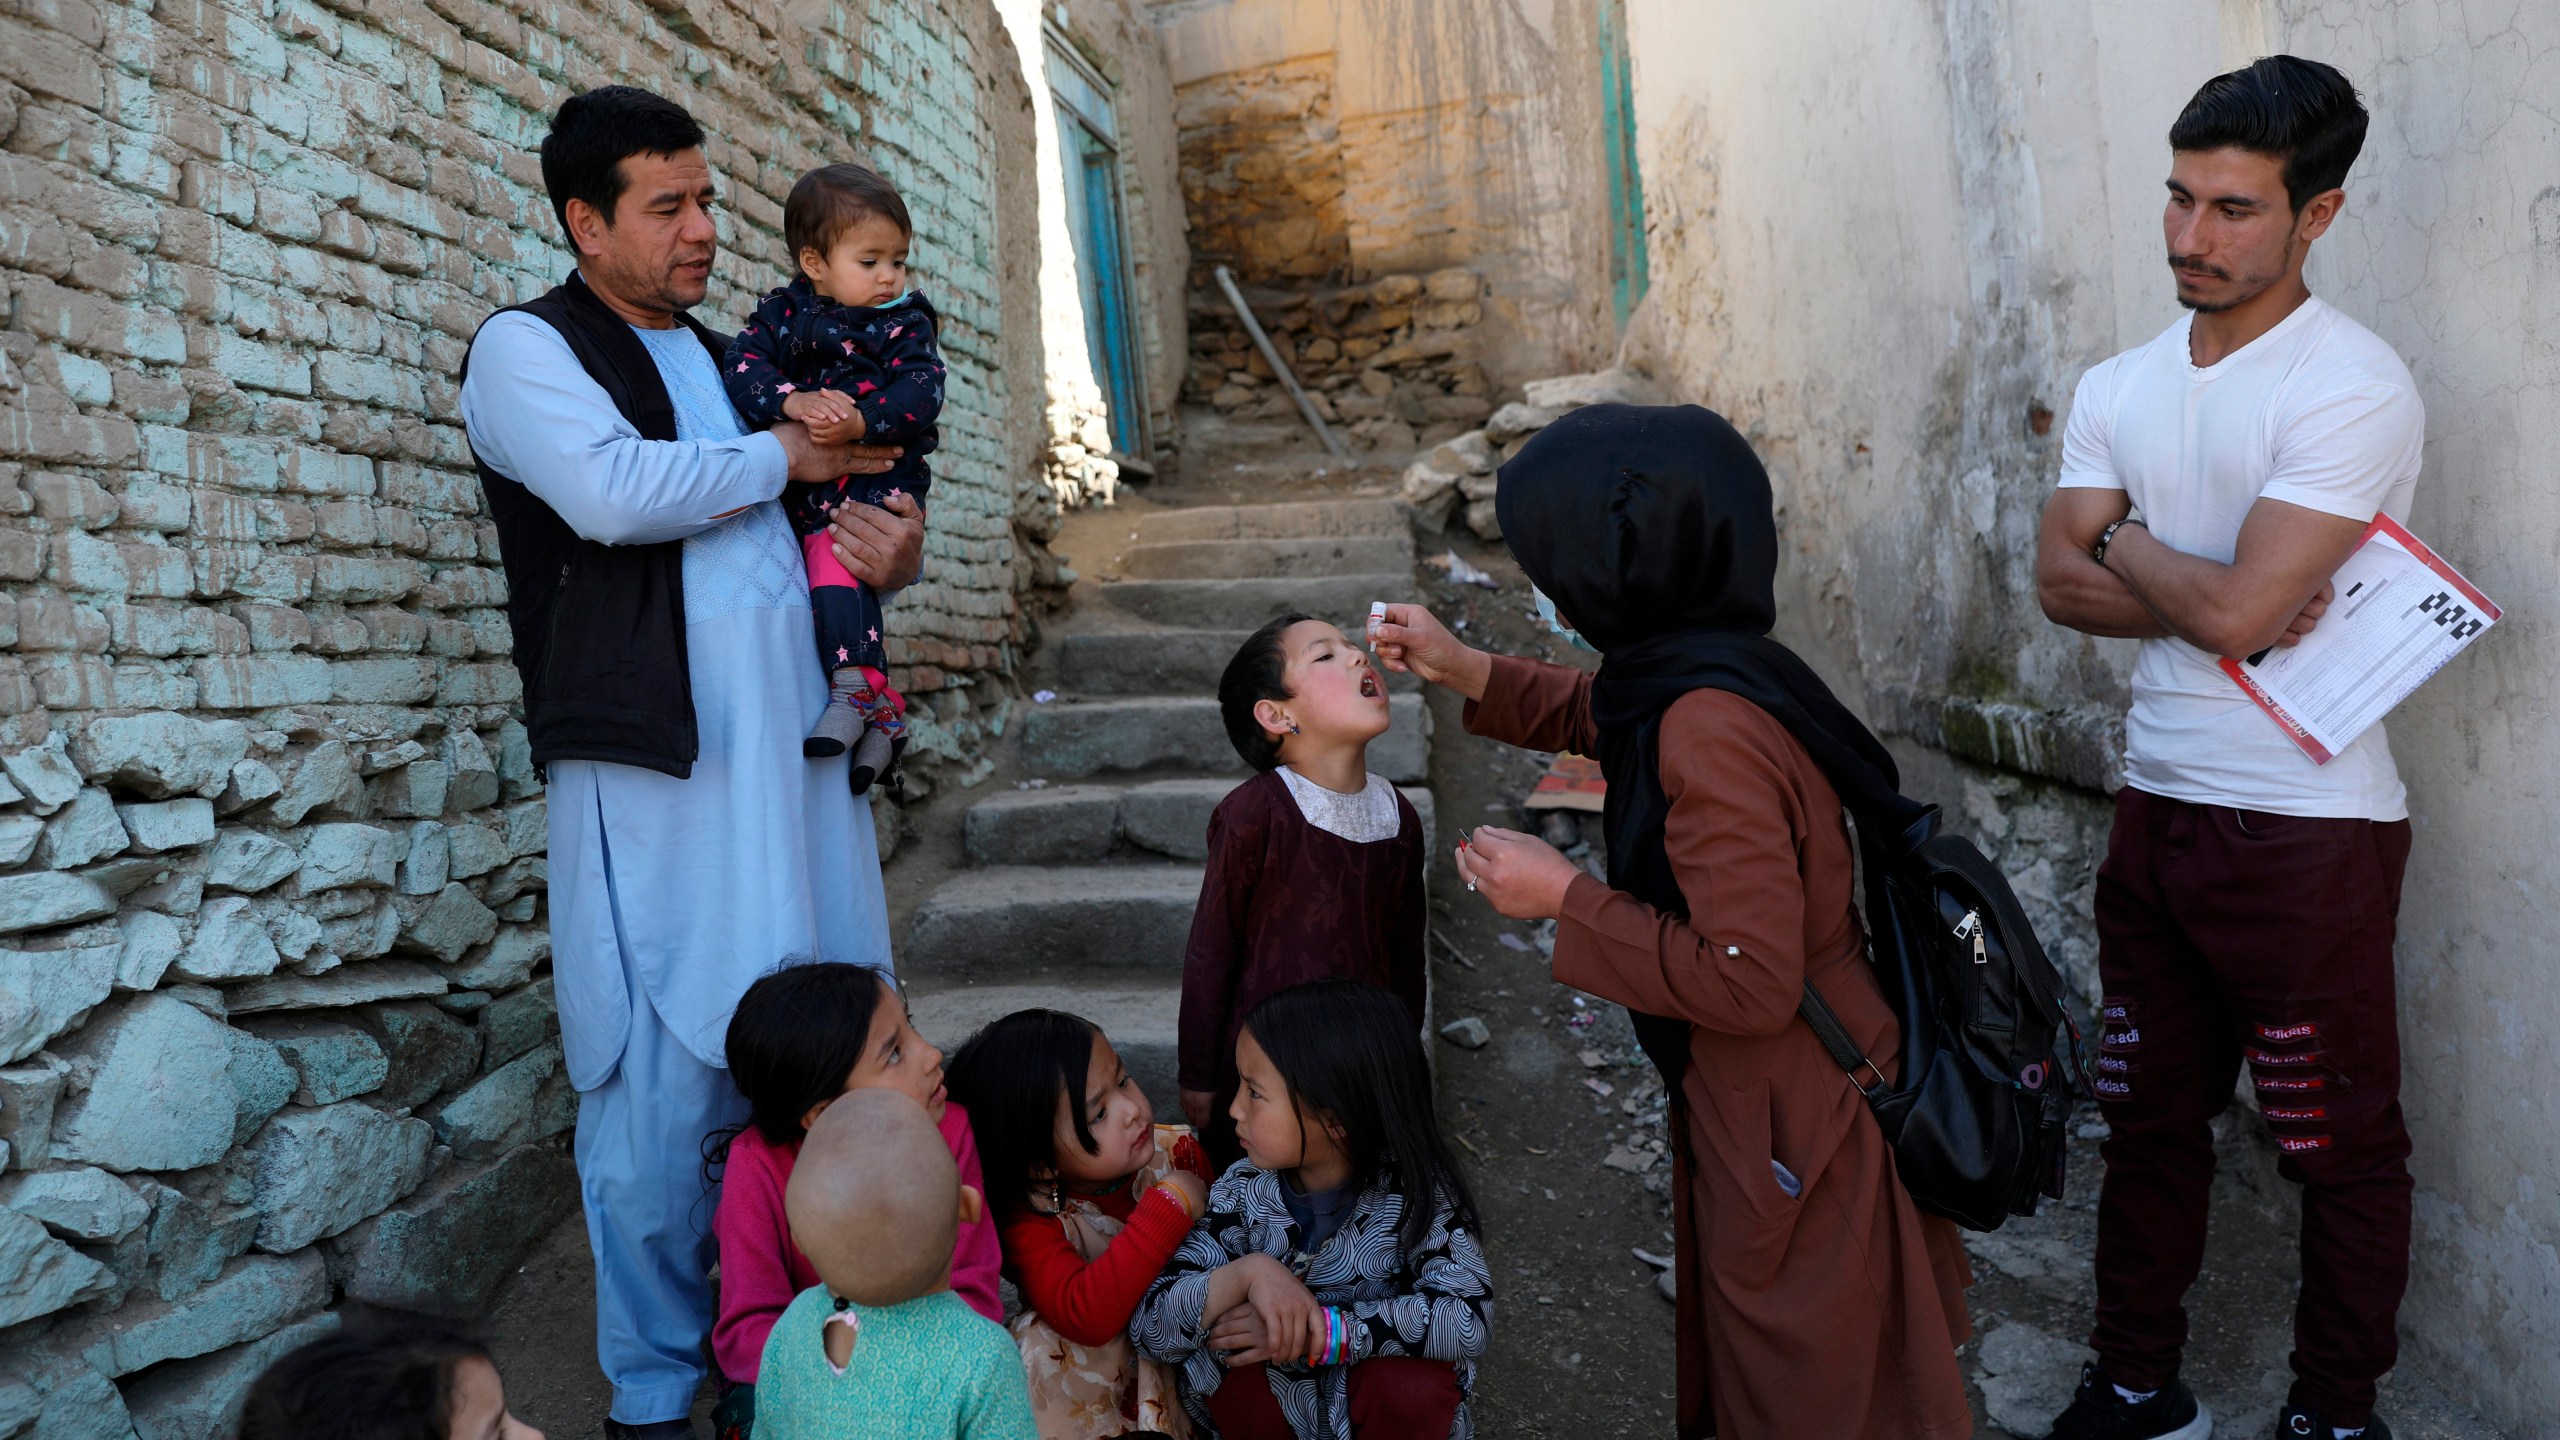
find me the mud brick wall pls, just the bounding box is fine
[0,0,1034,1431]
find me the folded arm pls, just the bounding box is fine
[2035,486,2173,640]
[463,312,784,546]
[2099,497,2367,658]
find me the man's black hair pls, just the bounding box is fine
[538,85,707,242]
[1218,612,1315,771]
[786,162,915,264]
[2168,55,2367,212]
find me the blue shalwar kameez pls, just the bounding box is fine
[460,306,893,1425]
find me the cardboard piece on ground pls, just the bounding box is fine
[1524,753,1606,813]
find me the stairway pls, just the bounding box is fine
[902,499,1433,1116]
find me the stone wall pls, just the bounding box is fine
[1184,268,1495,453]
[0,0,1037,1431]
[1173,54,1347,287]
[1154,0,1619,389]
[1622,0,2560,1426]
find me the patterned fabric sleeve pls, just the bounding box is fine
[849,303,946,445]
[1342,1190,1492,1366]
[1127,1167,1253,1375]
[722,287,804,428]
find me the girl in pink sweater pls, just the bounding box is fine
[709,962,1004,1429]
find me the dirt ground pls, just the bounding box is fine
[485,416,2509,1440]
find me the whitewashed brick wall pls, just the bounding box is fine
[0,0,1036,1431]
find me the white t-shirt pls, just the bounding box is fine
[2057,296,2425,820]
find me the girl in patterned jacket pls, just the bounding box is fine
[724,162,945,790]
[1132,981,1491,1440]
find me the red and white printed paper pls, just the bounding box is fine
[2220,514,2500,765]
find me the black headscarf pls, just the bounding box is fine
[1497,404,1923,1079]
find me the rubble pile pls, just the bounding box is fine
[1399,368,1664,540]
[1184,270,1497,453]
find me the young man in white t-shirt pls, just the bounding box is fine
[2034,57,2420,1440]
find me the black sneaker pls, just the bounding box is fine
[2275,1406,2391,1440]
[2043,1361,2214,1440]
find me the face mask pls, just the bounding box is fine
[1531,586,1600,653]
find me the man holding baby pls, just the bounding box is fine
[459,86,924,1438]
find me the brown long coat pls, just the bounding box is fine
[1468,656,1973,1439]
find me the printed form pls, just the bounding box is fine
[2221,515,2501,765]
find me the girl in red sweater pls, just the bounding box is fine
[708,962,1004,1436]
[946,1009,1212,1440]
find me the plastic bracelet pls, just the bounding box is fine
[1151,1181,1196,1221]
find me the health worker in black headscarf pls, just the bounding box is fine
[1371,404,1973,1439]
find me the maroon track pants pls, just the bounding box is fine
[1203,1357,1462,1440]
[2088,788,2414,1425]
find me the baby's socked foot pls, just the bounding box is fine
[804,696,869,758]
[847,724,897,794]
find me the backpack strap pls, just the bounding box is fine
[1798,981,1895,1104]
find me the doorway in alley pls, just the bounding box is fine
[1048,29,1150,460]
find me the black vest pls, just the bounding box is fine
[461,273,733,779]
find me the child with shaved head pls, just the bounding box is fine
[752,1090,1038,1440]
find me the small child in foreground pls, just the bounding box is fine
[1183,612,1428,1170]
[946,1008,1214,1439]
[723,162,946,789]
[1132,981,1491,1440]
[710,962,1002,1433]
[753,1089,1037,1440]
[238,1310,543,1440]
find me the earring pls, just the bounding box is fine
[1288,721,1302,734]
[1049,1178,1062,1212]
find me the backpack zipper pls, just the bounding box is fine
[1954,909,1987,964]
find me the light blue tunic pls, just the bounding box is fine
[459,310,894,1086]
[459,300,895,1424]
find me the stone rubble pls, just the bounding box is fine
[1186,269,1500,454]
[1401,367,1665,539]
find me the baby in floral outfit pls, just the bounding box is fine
[725,162,946,790]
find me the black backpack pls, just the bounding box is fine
[1798,805,2084,1232]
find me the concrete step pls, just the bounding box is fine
[1086,574,1412,631]
[1140,499,1409,543]
[904,865,1202,981]
[963,779,1442,865]
[1119,534,1413,581]
[1020,694,1429,782]
[962,784,1120,866]
[1041,629,1421,696]
[1116,778,1242,861]
[908,980,1184,1122]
